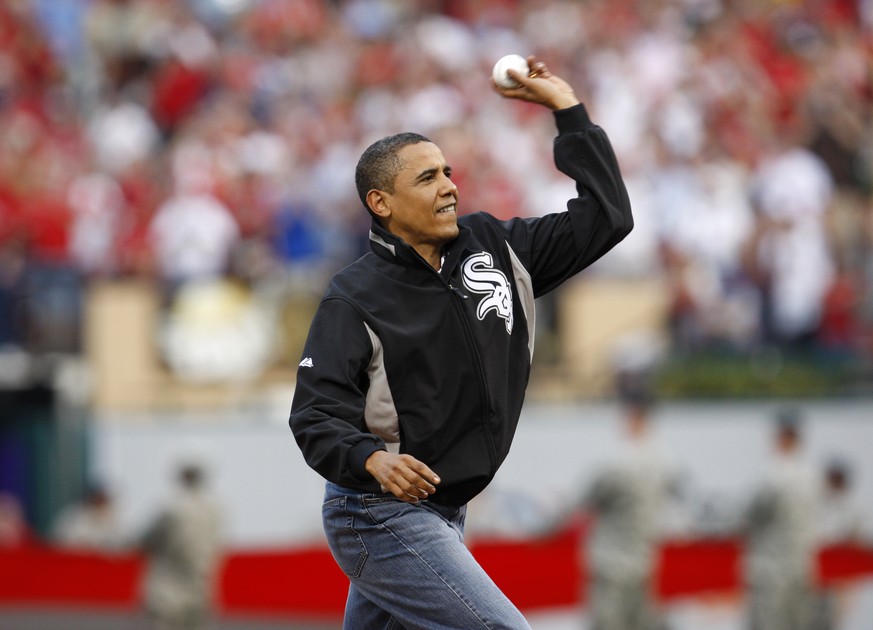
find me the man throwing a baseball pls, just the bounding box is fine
[289,56,633,629]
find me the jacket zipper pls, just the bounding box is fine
[447,279,498,471]
[413,245,499,472]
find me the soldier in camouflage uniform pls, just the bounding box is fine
[141,463,223,630]
[584,384,676,630]
[743,409,819,630]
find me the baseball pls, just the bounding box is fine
[491,54,529,89]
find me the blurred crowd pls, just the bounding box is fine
[0,0,871,381]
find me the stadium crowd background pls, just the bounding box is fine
[0,0,871,395]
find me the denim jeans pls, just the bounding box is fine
[322,482,531,630]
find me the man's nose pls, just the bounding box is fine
[441,177,458,196]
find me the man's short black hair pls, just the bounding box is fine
[355,132,432,213]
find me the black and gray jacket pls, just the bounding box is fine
[289,103,632,507]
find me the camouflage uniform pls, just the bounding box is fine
[585,440,674,630]
[142,470,222,630]
[744,453,819,630]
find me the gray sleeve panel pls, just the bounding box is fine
[363,322,402,454]
[505,240,536,363]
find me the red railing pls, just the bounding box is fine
[3,528,872,617]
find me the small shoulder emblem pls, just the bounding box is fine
[299,357,314,368]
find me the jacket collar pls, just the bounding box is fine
[368,219,472,271]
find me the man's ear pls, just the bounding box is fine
[366,190,391,219]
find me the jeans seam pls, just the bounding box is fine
[324,495,369,579]
[362,495,397,507]
[323,496,345,510]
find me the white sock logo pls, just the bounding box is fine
[462,252,513,334]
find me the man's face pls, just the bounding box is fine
[380,142,459,253]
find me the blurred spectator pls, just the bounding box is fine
[82,0,169,93]
[0,238,26,347]
[86,93,161,177]
[746,130,836,348]
[148,4,219,136]
[814,457,872,630]
[0,491,30,548]
[51,483,123,551]
[147,141,240,291]
[140,461,223,630]
[817,458,871,545]
[67,172,125,276]
[742,407,820,630]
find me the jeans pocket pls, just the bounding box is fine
[322,496,368,578]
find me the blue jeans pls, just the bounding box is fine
[322,482,531,630]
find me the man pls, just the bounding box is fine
[743,408,819,630]
[817,458,869,546]
[51,483,123,551]
[583,381,677,630]
[289,56,632,629]
[814,458,870,630]
[140,462,223,630]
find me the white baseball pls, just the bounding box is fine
[491,54,529,89]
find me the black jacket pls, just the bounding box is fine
[289,104,632,507]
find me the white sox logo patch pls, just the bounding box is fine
[461,252,513,334]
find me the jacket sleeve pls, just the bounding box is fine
[500,103,633,297]
[288,297,385,489]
